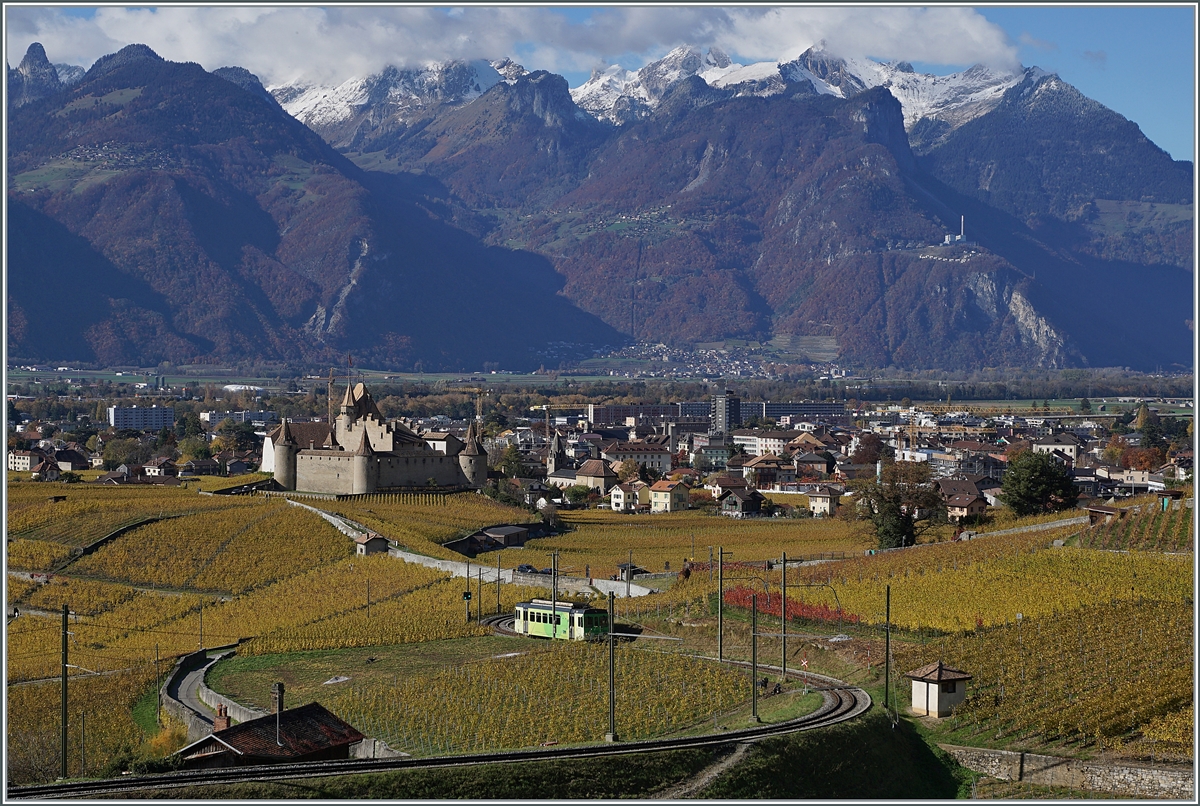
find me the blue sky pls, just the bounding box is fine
[5,5,1194,160]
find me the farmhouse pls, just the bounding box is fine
[175,702,364,769]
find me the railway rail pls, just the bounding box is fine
[9,674,868,800]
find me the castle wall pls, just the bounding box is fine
[294,452,359,495]
[374,454,467,490]
[294,451,474,493]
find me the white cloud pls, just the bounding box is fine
[5,5,1020,86]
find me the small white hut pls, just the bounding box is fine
[354,533,389,556]
[905,660,972,718]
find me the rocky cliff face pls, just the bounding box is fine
[7,42,62,108]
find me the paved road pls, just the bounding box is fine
[167,654,222,728]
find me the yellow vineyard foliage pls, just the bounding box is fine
[70,500,349,594]
[7,666,157,785]
[7,539,74,571]
[327,642,748,754]
[7,482,259,546]
[27,577,138,616]
[7,574,40,606]
[893,600,1192,751]
[528,509,868,580]
[1141,704,1194,752]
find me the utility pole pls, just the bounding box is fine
[551,551,558,640]
[198,600,203,651]
[497,551,502,615]
[718,547,724,661]
[477,568,482,622]
[464,558,472,623]
[61,603,68,780]
[751,593,759,723]
[626,549,632,598]
[885,584,891,712]
[781,551,787,682]
[155,644,161,727]
[606,591,617,742]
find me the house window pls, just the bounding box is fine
[941,681,956,693]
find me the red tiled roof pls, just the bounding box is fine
[182,702,363,762]
[268,422,333,450]
[576,458,617,478]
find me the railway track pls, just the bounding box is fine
[11,618,870,800]
[9,680,868,799]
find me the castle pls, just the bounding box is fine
[271,383,487,495]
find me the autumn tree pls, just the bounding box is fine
[998,450,1078,516]
[617,459,641,483]
[1120,447,1166,471]
[1102,435,1128,466]
[496,444,524,478]
[850,432,890,465]
[853,461,944,549]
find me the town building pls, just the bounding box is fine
[807,487,841,516]
[649,479,689,512]
[107,405,175,431]
[574,458,619,494]
[601,442,672,475]
[710,390,742,434]
[610,480,651,513]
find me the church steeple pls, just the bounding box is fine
[547,429,570,475]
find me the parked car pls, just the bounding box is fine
[516,564,538,574]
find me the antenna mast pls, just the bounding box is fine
[327,368,335,425]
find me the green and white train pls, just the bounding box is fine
[514,599,609,641]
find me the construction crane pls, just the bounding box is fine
[532,403,588,437]
[441,386,489,420]
[921,403,1075,417]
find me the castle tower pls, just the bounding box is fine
[352,431,374,495]
[459,421,489,489]
[272,419,297,490]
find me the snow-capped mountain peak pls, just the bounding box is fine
[570,42,1027,134]
[268,59,505,135]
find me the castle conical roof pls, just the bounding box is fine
[354,431,374,457]
[275,418,295,447]
[461,421,486,456]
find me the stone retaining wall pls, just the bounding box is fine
[940,744,1194,799]
[197,653,269,725]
